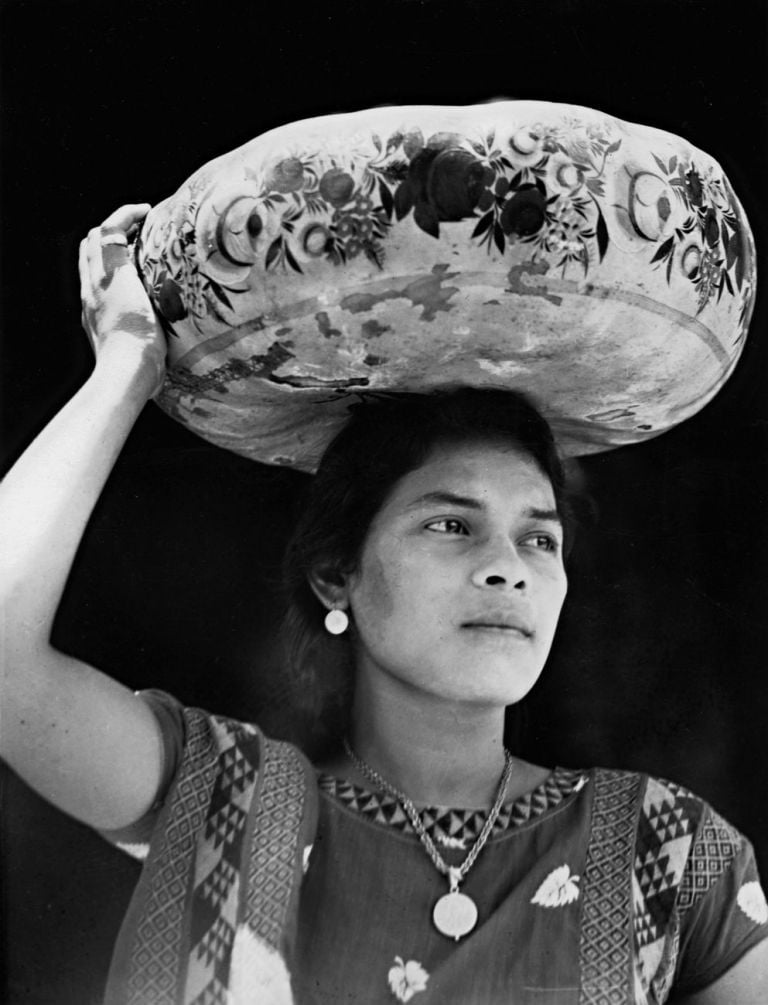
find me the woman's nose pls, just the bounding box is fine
[470,538,527,590]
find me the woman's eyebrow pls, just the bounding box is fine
[405,493,562,526]
[405,490,485,511]
[526,507,562,526]
[404,493,561,522]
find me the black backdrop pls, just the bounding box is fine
[1,1,766,1001]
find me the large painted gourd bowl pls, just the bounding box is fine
[136,101,756,470]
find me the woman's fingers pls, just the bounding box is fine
[80,205,143,294]
[83,204,152,280]
[78,235,99,343]
[99,238,130,288]
[77,236,88,291]
[79,204,158,339]
[99,202,152,235]
[77,202,167,397]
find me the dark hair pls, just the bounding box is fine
[280,387,574,755]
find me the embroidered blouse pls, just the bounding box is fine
[100,692,768,1005]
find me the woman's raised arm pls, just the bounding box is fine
[0,205,172,831]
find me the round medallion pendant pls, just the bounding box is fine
[432,891,478,941]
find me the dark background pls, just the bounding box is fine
[1,0,766,1001]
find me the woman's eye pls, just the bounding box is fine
[425,518,468,535]
[523,533,559,552]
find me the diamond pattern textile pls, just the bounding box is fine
[579,770,643,1004]
[106,706,312,1005]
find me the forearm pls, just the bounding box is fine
[1,342,157,653]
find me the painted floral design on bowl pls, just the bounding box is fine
[138,117,750,341]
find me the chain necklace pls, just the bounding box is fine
[343,738,514,941]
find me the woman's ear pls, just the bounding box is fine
[307,564,350,612]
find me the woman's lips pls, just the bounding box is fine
[461,620,533,638]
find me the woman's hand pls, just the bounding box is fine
[79,203,167,398]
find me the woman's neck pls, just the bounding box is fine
[346,666,510,810]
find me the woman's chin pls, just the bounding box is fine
[424,662,542,709]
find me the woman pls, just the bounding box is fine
[2,204,767,1004]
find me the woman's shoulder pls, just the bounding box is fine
[592,765,736,823]
[602,770,768,995]
[139,687,311,759]
[579,765,742,845]
[582,766,758,926]
[100,688,317,858]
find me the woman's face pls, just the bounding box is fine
[343,440,568,708]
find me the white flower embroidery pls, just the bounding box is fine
[737,881,768,925]
[531,864,581,908]
[388,956,430,1002]
[229,925,294,1005]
